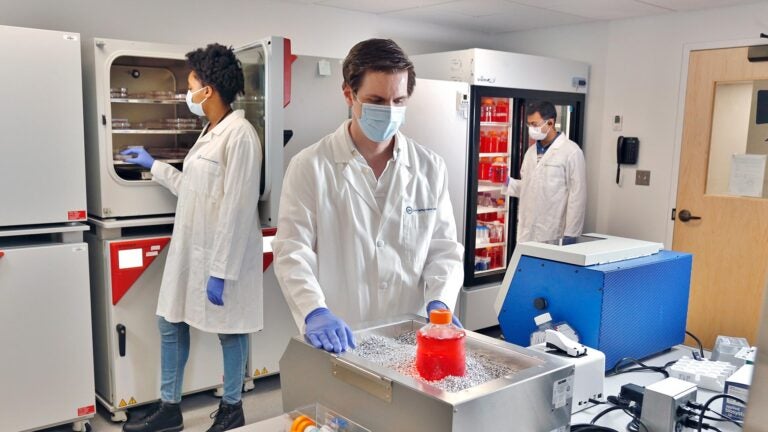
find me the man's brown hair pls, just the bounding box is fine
[342,38,416,96]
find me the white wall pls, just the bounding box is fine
[494,2,768,245]
[0,0,491,57]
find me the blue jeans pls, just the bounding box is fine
[158,316,249,405]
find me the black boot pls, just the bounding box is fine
[123,402,183,432]
[206,400,245,432]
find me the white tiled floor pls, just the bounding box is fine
[43,375,283,432]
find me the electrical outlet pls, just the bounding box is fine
[636,170,650,186]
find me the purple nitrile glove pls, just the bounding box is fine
[206,276,225,306]
[304,307,356,353]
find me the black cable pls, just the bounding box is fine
[697,394,747,432]
[686,330,705,358]
[608,357,670,378]
[705,407,744,429]
[572,425,620,432]
[591,405,625,424]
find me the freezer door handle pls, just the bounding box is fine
[117,324,126,357]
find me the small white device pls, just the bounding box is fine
[545,329,587,357]
[530,331,605,413]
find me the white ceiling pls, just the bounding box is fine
[283,0,765,34]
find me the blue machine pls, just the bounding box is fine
[495,235,692,370]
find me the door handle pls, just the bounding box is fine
[678,209,701,222]
[117,324,126,357]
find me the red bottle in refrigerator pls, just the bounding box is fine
[479,131,491,153]
[491,157,508,184]
[490,246,503,269]
[498,130,509,153]
[489,131,501,153]
[478,157,491,181]
[481,98,495,123]
[494,99,509,123]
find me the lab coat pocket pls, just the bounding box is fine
[543,163,566,188]
[402,205,436,267]
[188,158,222,197]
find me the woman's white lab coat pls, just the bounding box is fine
[504,133,586,243]
[151,110,263,334]
[272,121,464,331]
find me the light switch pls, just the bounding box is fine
[636,170,651,186]
[318,59,331,77]
[613,114,623,131]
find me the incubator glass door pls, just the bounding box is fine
[109,56,201,181]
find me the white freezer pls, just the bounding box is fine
[0,230,95,431]
[411,48,589,94]
[0,25,87,227]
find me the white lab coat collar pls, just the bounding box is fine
[331,120,414,215]
[196,109,244,143]
[331,120,411,168]
[537,133,567,165]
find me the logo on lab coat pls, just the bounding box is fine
[406,206,437,215]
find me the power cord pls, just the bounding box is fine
[607,357,671,378]
[683,399,744,430]
[586,391,648,432]
[686,330,705,358]
[572,426,620,432]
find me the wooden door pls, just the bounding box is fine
[674,47,768,349]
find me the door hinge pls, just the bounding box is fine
[671,208,677,220]
[102,114,107,126]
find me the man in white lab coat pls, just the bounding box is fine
[504,101,586,243]
[273,39,464,353]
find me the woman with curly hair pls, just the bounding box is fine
[121,43,262,432]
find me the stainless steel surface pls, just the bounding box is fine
[281,315,574,432]
[331,357,393,402]
[0,25,87,227]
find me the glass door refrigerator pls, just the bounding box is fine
[408,49,589,330]
[468,87,585,287]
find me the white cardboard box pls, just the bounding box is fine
[723,364,753,421]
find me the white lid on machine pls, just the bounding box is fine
[517,233,663,267]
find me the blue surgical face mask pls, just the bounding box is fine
[354,97,407,143]
[186,87,208,117]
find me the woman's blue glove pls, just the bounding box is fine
[427,300,463,328]
[206,276,225,306]
[304,307,356,353]
[120,147,155,169]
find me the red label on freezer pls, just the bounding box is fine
[283,38,297,108]
[67,210,86,221]
[262,227,277,271]
[77,405,95,416]
[110,237,171,306]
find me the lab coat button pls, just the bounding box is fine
[376,240,384,248]
[380,282,388,289]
